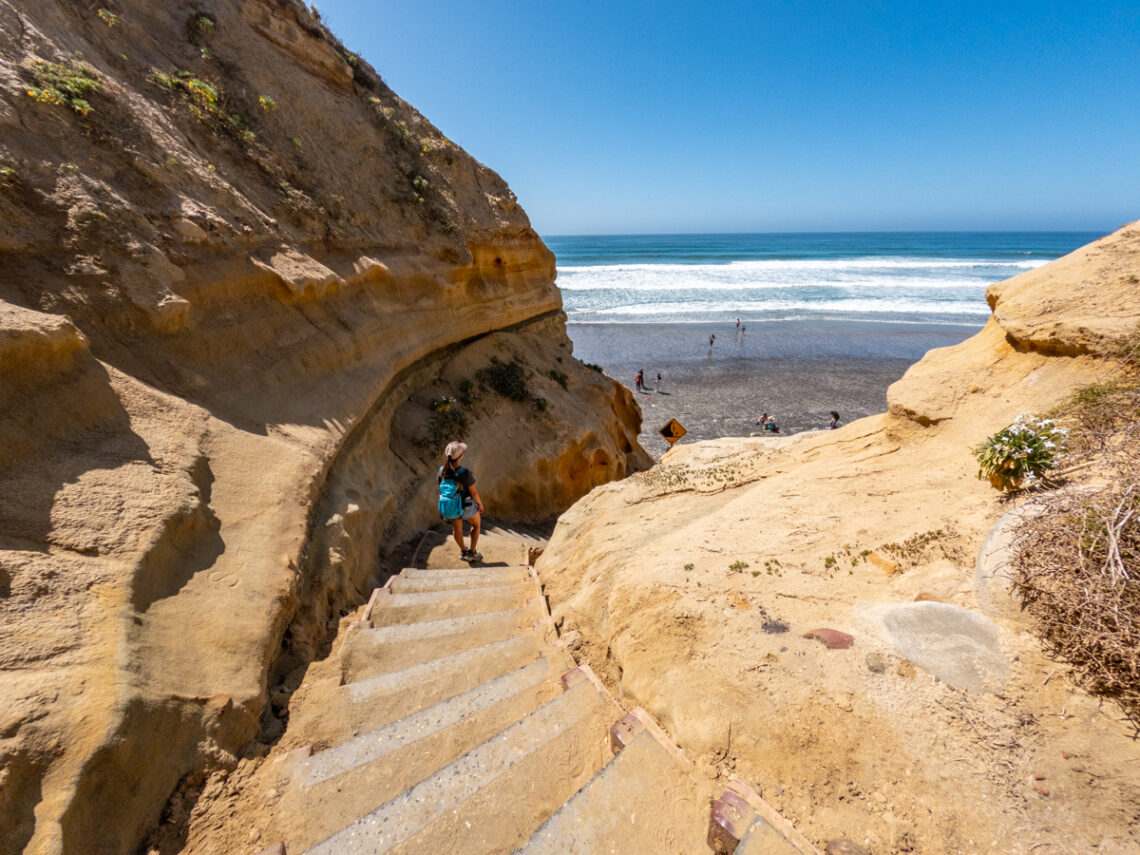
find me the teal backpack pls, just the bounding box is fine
[437,466,466,519]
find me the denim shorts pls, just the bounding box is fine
[460,501,479,521]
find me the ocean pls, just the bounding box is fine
[545,232,1101,328]
[543,231,1105,445]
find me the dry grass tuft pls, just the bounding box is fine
[1013,476,1140,728]
[1012,331,1140,729]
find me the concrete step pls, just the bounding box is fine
[276,656,571,851]
[300,657,567,789]
[413,524,534,569]
[735,815,813,855]
[392,566,532,591]
[340,604,548,682]
[344,629,552,706]
[516,728,710,854]
[709,779,821,855]
[302,677,617,855]
[290,633,564,750]
[369,582,536,627]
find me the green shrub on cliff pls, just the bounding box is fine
[975,415,1067,491]
[148,69,261,147]
[26,60,101,116]
[149,69,217,109]
[476,357,530,402]
[458,379,477,406]
[428,407,467,447]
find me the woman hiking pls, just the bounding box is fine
[439,441,485,562]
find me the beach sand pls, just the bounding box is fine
[568,319,981,458]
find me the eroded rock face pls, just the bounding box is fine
[0,3,648,852]
[986,221,1140,356]
[887,222,1140,428]
[537,224,1140,853]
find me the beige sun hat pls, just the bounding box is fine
[444,441,467,461]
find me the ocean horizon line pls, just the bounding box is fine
[542,228,1109,240]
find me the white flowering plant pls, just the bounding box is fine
[974,415,1068,491]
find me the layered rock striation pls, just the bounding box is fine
[0,3,648,853]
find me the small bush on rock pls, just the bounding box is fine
[428,407,467,447]
[458,379,477,406]
[188,13,216,44]
[975,415,1067,491]
[26,60,101,116]
[476,357,530,402]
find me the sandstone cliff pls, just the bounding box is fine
[538,223,1140,852]
[0,3,648,853]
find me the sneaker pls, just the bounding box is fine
[460,549,472,561]
[467,550,483,563]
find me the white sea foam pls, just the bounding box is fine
[558,274,990,291]
[569,298,992,319]
[556,258,1041,296]
[555,254,1048,324]
[548,233,1091,331]
[560,257,1047,274]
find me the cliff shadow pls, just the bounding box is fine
[130,457,225,613]
[0,352,154,553]
[0,748,46,855]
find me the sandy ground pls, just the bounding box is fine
[568,320,979,457]
[538,297,1140,853]
[540,424,1140,854]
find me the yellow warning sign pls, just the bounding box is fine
[659,418,687,445]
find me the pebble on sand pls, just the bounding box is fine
[804,628,855,650]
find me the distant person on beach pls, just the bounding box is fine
[438,441,484,562]
[655,372,662,392]
[756,413,779,432]
[735,318,740,330]
[635,369,645,392]
[709,334,716,347]
[828,411,840,429]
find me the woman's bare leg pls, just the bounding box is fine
[468,513,481,553]
[451,518,466,551]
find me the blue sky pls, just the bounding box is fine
[315,1,1139,235]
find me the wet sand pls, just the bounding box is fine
[568,319,981,458]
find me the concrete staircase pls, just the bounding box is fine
[261,531,818,855]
